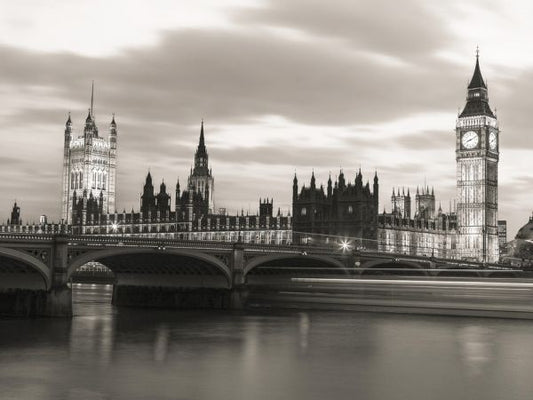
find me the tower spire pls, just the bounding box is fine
[199,119,205,149]
[90,80,95,119]
[468,49,486,89]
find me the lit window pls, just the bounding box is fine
[301,207,307,216]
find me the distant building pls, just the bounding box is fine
[1,203,65,234]
[504,213,533,266]
[377,187,457,258]
[291,170,379,246]
[498,220,507,255]
[62,83,117,224]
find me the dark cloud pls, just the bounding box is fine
[239,0,450,58]
[0,24,462,128]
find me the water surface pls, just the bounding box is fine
[1,284,532,400]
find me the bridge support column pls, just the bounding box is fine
[45,234,72,317]
[229,242,248,309]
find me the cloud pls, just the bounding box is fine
[240,0,451,59]
[0,0,532,238]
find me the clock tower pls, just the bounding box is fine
[456,52,499,262]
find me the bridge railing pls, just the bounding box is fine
[0,233,57,241]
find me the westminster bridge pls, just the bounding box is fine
[0,233,531,317]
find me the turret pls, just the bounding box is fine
[156,180,170,217]
[259,198,273,217]
[189,120,215,213]
[10,202,20,225]
[175,178,181,212]
[373,171,379,207]
[65,113,72,135]
[141,172,156,217]
[355,168,363,188]
[193,120,209,175]
[327,173,332,198]
[61,113,73,223]
[338,169,345,189]
[109,114,117,150]
[292,173,298,200]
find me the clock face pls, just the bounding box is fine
[489,131,497,150]
[461,131,479,149]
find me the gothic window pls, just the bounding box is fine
[92,171,96,189]
[301,207,307,216]
[80,172,83,188]
[103,173,106,190]
[71,172,74,189]
[348,205,353,214]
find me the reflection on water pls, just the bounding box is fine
[1,284,533,399]
[458,325,494,377]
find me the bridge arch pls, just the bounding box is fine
[0,246,52,290]
[360,259,429,276]
[244,253,347,276]
[67,248,232,287]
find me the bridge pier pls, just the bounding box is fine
[0,285,72,317]
[44,285,72,317]
[228,242,248,309]
[44,235,72,317]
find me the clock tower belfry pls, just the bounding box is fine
[456,52,499,262]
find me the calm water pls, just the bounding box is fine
[1,284,533,400]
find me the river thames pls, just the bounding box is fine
[1,283,533,400]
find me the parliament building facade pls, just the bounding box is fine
[3,54,502,262]
[66,117,291,245]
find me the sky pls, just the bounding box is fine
[1,0,532,238]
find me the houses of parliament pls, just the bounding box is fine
[2,54,510,262]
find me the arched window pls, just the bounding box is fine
[71,172,74,190]
[79,172,83,188]
[75,172,78,189]
[102,173,106,190]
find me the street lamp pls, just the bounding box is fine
[339,239,352,253]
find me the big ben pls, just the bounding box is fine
[456,52,499,263]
